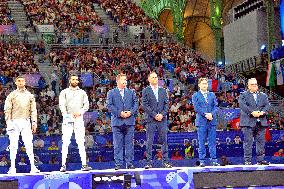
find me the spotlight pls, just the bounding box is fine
[260,44,266,50]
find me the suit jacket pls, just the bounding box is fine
[192,91,218,127]
[142,86,169,124]
[106,88,138,127]
[238,91,270,127]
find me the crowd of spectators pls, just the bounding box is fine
[0,39,283,137]
[22,0,103,33]
[95,0,163,34]
[0,1,14,25]
[0,42,38,80]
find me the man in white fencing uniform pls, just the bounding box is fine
[4,76,40,174]
[59,74,92,172]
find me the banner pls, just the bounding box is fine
[83,111,98,125]
[23,73,42,88]
[36,25,54,33]
[0,25,16,34]
[81,72,93,87]
[220,108,240,121]
[92,25,109,34]
[42,33,55,44]
[128,25,144,35]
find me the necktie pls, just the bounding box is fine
[252,92,257,103]
[204,93,208,103]
[155,88,159,102]
[120,89,124,100]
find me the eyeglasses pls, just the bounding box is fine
[250,84,258,86]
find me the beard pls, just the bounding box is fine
[70,82,78,87]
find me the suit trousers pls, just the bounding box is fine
[112,124,134,166]
[6,119,36,168]
[242,125,265,162]
[146,122,169,164]
[61,115,87,166]
[197,124,217,163]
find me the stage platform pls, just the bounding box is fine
[0,164,284,189]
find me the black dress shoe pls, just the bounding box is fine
[257,160,269,165]
[127,164,135,169]
[114,165,121,170]
[144,164,152,169]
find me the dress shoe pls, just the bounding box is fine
[127,164,135,169]
[211,162,220,166]
[114,165,121,170]
[60,165,66,172]
[81,165,92,171]
[163,162,172,168]
[30,166,40,173]
[145,164,152,169]
[257,160,269,165]
[244,161,252,165]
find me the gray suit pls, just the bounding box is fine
[238,91,271,163]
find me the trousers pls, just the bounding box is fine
[112,124,134,166]
[197,124,217,164]
[6,119,36,168]
[61,115,87,166]
[146,122,169,164]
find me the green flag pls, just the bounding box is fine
[266,62,276,87]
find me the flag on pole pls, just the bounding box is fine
[266,62,276,87]
[208,79,219,91]
[275,60,284,85]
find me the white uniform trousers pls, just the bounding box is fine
[6,119,36,169]
[61,115,87,166]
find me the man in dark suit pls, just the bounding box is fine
[106,73,138,170]
[192,78,219,166]
[142,71,172,169]
[238,78,270,165]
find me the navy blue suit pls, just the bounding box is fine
[238,91,270,163]
[192,91,218,164]
[142,86,169,164]
[106,88,138,166]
